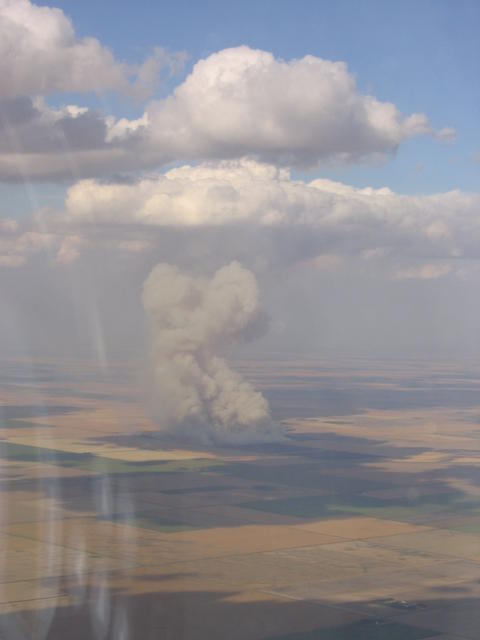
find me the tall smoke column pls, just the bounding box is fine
[142,261,285,445]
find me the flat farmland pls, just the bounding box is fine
[1,357,480,638]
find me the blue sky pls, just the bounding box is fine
[47,0,479,194]
[2,0,477,222]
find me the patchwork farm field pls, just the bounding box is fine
[1,357,480,639]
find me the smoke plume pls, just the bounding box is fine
[142,261,284,445]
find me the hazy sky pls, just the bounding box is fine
[0,0,479,364]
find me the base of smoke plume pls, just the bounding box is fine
[150,416,287,447]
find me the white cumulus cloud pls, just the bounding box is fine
[144,46,434,167]
[0,38,446,180]
[63,159,480,265]
[0,0,180,99]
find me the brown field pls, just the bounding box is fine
[294,516,431,538]
[1,356,480,638]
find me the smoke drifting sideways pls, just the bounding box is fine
[142,261,286,446]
